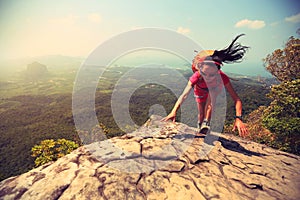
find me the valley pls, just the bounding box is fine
[0,61,273,181]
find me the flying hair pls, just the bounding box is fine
[210,34,249,65]
[192,34,249,71]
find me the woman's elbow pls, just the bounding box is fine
[180,94,188,101]
[235,98,242,104]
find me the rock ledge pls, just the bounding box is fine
[0,115,299,200]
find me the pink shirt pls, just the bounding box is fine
[189,70,230,96]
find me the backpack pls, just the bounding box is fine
[191,50,215,72]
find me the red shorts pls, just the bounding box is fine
[194,87,223,103]
[194,88,209,103]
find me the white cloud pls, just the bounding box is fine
[235,19,265,29]
[87,13,102,23]
[285,13,300,23]
[177,27,190,34]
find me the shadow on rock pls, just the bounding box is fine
[204,135,266,157]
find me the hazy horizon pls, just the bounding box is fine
[0,53,272,78]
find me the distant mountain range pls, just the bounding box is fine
[0,55,83,80]
[0,54,273,80]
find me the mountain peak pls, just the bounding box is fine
[26,61,48,79]
[0,115,299,199]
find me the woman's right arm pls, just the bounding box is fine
[162,81,193,122]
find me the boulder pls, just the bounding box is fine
[0,115,299,200]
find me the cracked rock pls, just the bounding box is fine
[0,115,299,200]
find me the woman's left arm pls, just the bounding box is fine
[225,81,248,137]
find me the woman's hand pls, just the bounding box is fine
[232,119,248,137]
[161,82,193,123]
[161,112,176,122]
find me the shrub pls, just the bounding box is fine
[262,80,300,154]
[31,138,79,167]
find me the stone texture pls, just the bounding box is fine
[0,115,300,200]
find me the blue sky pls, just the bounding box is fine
[0,0,299,75]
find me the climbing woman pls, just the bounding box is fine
[162,34,249,137]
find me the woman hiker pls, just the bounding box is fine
[162,34,249,137]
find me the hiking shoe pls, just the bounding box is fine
[197,122,201,129]
[199,120,210,134]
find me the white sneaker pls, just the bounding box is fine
[199,120,210,134]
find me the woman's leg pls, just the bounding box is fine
[197,101,206,124]
[204,93,217,122]
[204,96,212,122]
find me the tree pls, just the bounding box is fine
[31,139,79,167]
[264,36,300,82]
[262,34,300,154]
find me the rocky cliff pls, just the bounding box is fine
[0,115,299,200]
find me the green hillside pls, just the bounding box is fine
[0,64,273,181]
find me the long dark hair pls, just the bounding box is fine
[205,34,249,69]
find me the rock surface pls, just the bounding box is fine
[0,115,300,200]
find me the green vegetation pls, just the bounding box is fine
[31,139,79,167]
[240,35,300,155]
[0,94,80,181]
[262,80,300,153]
[226,78,271,123]
[261,36,300,154]
[0,60,276,181]
[264,36,299,82]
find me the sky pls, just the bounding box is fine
[0,0,299,76]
